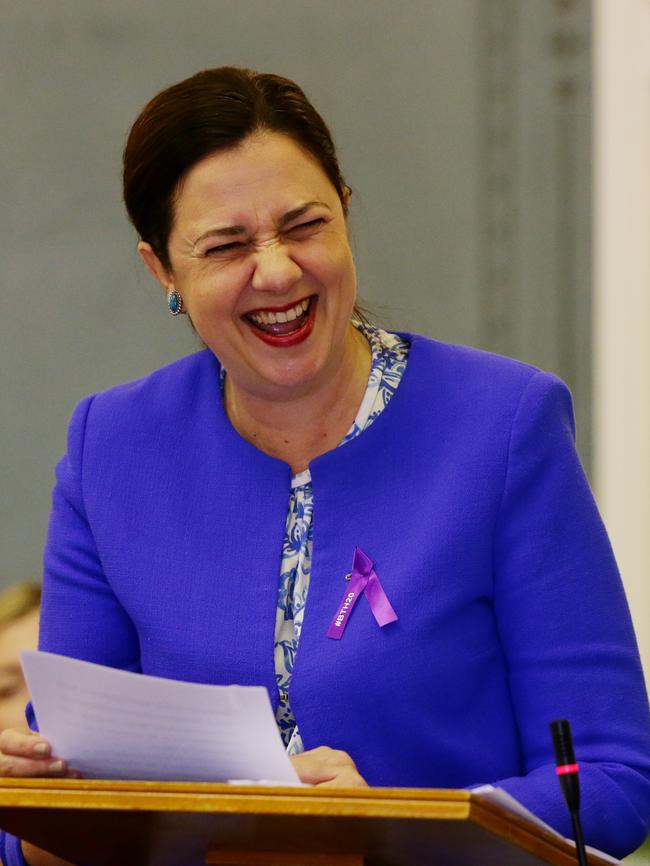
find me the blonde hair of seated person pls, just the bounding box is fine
[0,583,40,731]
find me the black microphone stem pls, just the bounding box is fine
[570,811,588,866]
[550,719,589,866]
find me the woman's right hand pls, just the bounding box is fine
[0,728,76,778]
[0,730,80,864]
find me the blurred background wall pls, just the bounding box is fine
[1,0,647,680]
[592,0,650,689]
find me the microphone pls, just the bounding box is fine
[550,719,588,866]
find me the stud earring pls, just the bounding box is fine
[167,291,183,316]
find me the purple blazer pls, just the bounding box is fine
[4,334,649,863]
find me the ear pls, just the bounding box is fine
[137,242,174,293]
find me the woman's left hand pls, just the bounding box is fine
[289,746,368,787]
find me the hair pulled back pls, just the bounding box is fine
[123,67,349,270]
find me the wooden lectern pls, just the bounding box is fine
[0,779,614,866]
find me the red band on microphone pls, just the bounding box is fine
[556,763,579,776]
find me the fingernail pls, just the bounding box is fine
[33,743,50,757]
[48,760,65,773]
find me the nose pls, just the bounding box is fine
[250,240,303,294]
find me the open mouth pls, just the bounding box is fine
[243,295,317,347]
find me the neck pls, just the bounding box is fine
[224,324,371,474]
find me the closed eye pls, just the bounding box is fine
[288,217,326,235]
[205,240,245,255]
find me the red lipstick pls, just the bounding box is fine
[245,296,317,348]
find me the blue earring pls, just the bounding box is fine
[167,291,183,316]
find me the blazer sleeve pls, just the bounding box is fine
[491,371,650,857]
[0,833,29,866]
[37,395,141,670]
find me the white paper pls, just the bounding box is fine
[472,785,620,864]
[21,650,299,784]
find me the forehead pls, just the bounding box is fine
[173,132,337,226]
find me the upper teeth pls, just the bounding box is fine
[248,298,310,325]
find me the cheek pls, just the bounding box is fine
[327,248,357,300]
[183,267,249,317]
[303,240,356,291]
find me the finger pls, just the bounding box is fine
[290,748,337,784]
[290,747,365,785]
[317,766,368,788]
[0,754,69,778]
[0,728,51,759]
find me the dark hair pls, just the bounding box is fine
[123,66,349,271]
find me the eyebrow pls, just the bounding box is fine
[193,200,331,246]
[278,201,331,227]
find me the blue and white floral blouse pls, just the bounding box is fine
[274,324,409,754]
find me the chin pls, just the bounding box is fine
[250,355,332,400]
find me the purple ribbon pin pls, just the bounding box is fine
[326,547,398,640]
